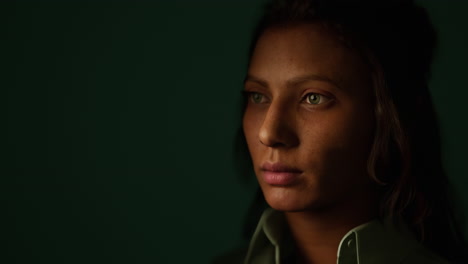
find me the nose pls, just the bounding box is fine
[258,102,299,148]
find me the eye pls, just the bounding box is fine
[304,93,330,105]
[245,92,267,104]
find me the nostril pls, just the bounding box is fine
[259,137,281,148]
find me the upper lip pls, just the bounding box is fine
[261,162,302,172]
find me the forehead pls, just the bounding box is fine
[248,23,370,94]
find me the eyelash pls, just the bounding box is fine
[302,93,331,105]
[243,91,269,104]
[243,91,331,105]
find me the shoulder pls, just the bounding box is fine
[401,246,452,264]
[341,218,453,264]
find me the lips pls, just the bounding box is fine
[261,162,302,186]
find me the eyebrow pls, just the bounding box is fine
[244,74,342,90]
[244,75,268,88]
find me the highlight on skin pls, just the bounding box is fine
[236,0,468,262]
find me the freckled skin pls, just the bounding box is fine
[242,23,376,212]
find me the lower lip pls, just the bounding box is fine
[262,171,301,185]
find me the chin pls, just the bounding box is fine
[262,186,324,212]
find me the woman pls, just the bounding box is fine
[231,0,468,263]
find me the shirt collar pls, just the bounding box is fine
[244,208,423,264]
[244,208,292,264]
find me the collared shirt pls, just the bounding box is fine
[244,208,450,264]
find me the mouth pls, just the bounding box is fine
[260,162,302,186]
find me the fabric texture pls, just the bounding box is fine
[243,208,451,264]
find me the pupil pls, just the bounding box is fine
[309,94,319,103]
[254,94,261,102]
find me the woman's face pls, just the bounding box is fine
[242,23,376,212]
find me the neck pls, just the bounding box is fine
[284,192,378,264]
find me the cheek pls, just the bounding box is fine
[243,103,271,135]
[300,106,375,179]
[242,109,261,157]
[320,111,373,151]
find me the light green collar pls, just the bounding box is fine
[244,208,449,264]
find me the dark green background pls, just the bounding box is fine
[2,1,467,263]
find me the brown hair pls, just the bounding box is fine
[237,0,467,262]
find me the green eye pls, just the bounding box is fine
[251,92,264,103]
[307,93,322,104]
